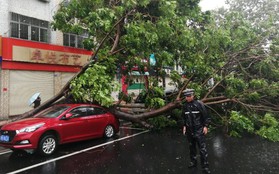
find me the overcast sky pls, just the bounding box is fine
[199,0,226,11]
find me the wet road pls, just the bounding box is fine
[0,126,278,174]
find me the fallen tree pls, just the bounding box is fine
[2,1,278,137]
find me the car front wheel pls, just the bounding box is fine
[104,125,115,138]
[38,134,57,156]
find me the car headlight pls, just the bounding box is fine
[16,123,45,134]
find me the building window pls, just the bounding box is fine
[38,0,50,2]
[63,33,87,49]
[62,0,71,6]
[10,13,49,43]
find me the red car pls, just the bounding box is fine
[0,104,119,156]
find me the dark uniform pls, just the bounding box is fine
[182,98,211,170]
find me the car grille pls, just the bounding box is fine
[0,130,16,143]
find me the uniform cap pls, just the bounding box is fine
[183,89,194,96]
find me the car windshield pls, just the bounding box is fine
[34,106,70,118]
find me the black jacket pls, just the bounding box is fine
[182,100,211,134]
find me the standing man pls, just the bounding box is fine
[182,89,211,174]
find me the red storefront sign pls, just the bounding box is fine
[1,37,92,72]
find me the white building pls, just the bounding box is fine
[0,0,92,119]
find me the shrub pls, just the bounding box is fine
[228,111,254,137]
[256,113,279,142]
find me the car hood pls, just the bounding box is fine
[2,118,49,130]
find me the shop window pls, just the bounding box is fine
[10,13,49,43]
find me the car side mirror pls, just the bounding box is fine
[62,113,73,120]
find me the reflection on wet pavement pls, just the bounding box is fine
[1,127,278,174]
[208,130,279,174]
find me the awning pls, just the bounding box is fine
[129,71,149,76]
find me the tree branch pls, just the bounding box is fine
[110,22,121,53]
[202,78,224,100]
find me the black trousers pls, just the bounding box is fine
[186,132,209,168]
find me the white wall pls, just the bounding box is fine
[0,0,62,45]
[0,0,10,36]
[9,0,53,21]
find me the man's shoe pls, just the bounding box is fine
[202,167,211,174]
[188,162,197,168]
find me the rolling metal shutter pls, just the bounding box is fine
[9,70,54,115]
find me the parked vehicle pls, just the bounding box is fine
[0,104,120,156]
